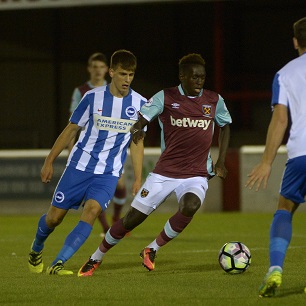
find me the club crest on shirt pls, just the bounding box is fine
[54,191,65,203]
[144,98,153,107]
[140,188,149,198]
[202,105,212,117]
[125,106,137,119]
[171,103,180,109]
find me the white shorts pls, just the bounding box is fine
[131,172,208,215]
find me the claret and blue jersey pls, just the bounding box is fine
[68,84,147,176]
[140,84,232,178]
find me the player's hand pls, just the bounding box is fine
[131,180,142,196]
[214,161,228,179]
[130,127,146,145]
[245,163,271,191]
[40,162,53,183]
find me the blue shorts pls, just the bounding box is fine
[51,166,119,211]
[280,155,306,204]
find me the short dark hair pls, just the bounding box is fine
[110,49,137,71]
[179,53,206,73]
[88,52,108,66]
[294,17,306,48]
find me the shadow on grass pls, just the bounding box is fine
[84,259,220,275]
[275,286,306,298]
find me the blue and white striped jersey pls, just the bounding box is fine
[68,84,147,176]
[272,52,306,159]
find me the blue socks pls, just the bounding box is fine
[51,221,92,266]
[269,210,292,268]
[32,214,54,253]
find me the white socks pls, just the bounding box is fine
[146,239,160,252]
[90,247,105,261]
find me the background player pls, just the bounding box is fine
[28,49,146,275]
[78,53,232,277]
[245,17,306,297]
[68,52,128,237]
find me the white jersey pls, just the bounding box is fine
[68,84,147,176]
[272,52,306,159]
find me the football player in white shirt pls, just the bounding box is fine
[246,17,306,297]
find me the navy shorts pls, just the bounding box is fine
[51,166,119,211]
[280,155,306,204]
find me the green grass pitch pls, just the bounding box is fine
[2,211,306,305]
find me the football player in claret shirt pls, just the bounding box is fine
[78,53,232,277]
[28,49,147,275]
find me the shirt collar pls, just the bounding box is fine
[178,84,203,97]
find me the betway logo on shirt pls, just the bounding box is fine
[170,115,211,130]
[94,114,134,133]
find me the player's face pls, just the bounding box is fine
[109,65,135,98]
[88,60,108,82]
[180,64,206,96]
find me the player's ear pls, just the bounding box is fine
[109,68,114,78]
[293,37,299,50]
[179,72,185,82]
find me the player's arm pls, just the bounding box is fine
[130,91,165,144]
[245,104,288,191]
[67,88,82,153]
[129,138,144,196]
[41,123,80,183]
[130,114,149,145]
[214,96,232,179]
[67,112,76,153]
[215,124,230,179]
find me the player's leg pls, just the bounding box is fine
[46,172,118,275]
[46,199,102,275]
[142,176,207,271]
[97,175,126,237]
[97,211,109,237]
[78,173,172,276]
[78,207,148,277]
[28,166,84,274]
[28,206,68,273]
[259,196,298,297]
[142,193,200,271]
[259,156,306,297]
[112,174,127,224]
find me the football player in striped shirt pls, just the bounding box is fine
[28,49,147,275]
[68,52,128,239]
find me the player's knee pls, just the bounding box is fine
[179,193,201,216]
[114,185,127,198]
[278,195,299,213]
[45,214,63,227]
[45,207,66,227]
[122,207,147,230]
[81,200,103,225]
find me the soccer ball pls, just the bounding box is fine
[218,241,251,274]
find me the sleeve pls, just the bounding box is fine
[69,88,82,113]
[214,95,232,127]
[140,90,165,122]
[271,72,288,108]
[69,92,91,127]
